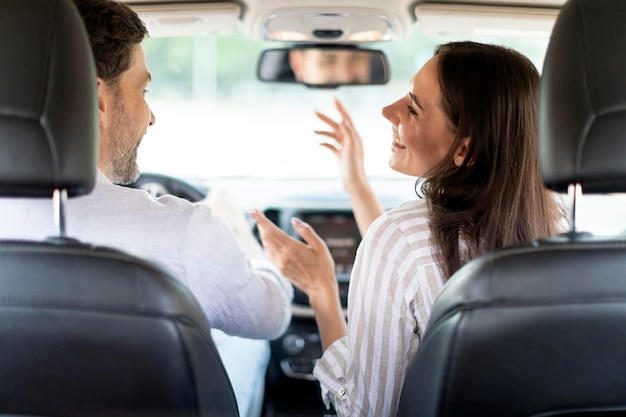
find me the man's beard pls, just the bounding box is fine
[108,100,141,185]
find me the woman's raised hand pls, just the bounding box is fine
[315,98,386,236]
[315,98,368,193]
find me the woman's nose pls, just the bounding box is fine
[382,100,399,124]
[149,110,156,126]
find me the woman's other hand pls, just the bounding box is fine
[250,209,337,304]
[251,209,347,349]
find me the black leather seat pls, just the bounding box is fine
[396,0,626,416]
[0,0,238,416]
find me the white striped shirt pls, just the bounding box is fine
[313,198,446,417]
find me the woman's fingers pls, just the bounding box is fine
[251,210,336,297]
[251,210,298,253]
[315,111,338,128]
[291,217,326,253]
[319,142,340,156]
[314,130,340,140]
[316,99,353,132]
[250,209,279,237]
[334,98,354,127]
[314,110,345,148]
[253,210,324,256]
[251,210,303,276]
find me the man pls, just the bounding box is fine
[0,0,292,415]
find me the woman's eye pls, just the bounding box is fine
[143,89,150,96]
[407,105,417,116]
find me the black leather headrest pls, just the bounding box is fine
[0,0,98,198]
[540,0,626,193]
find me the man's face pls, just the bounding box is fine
[290,49,371,85]
[101,44,155,185]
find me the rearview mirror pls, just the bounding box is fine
[257,46,389,88]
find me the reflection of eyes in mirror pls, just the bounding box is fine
[256,47,389,88]
[289,49,372,85]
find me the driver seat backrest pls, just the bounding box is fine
[396,0,626,416]
[0,0,238,416]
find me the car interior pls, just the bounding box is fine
[2,0,626,416]
[0,0,238,416]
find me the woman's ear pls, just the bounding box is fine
[454,137,471,166]
[96,77,107,129]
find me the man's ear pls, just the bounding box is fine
[454,137,471,167]
[96,77,107,129]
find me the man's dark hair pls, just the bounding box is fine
[73,0,148,86]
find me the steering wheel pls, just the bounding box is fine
[125,172,208,203]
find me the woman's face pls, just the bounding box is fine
[382,55,457,177]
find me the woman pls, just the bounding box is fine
[251,41,564,417]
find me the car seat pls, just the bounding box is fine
[396,0,626,415]
[0,0,238,416]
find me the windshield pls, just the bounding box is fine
[138,24,626,235]
[138,25,549,181]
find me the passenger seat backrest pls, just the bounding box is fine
[396,0,626,416]
[0,0,238,416]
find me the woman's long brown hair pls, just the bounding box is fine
[422,41,564,279]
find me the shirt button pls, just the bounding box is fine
[338,387,346,397]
